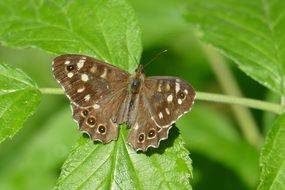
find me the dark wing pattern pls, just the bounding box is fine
[127,94,171,151]
[52,54,130,143]
[143,76,195,128]
[127,77,195,151]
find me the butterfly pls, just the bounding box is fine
[52,54,195,152]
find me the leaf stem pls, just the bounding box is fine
[39,88,284,114]
[40,88,63,95]
[196,92,284,114]
[200,44,262,146]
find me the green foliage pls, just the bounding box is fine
[0,107,79,190]
[0,0,285,189]
[55,127,192,190]
[258,113,285,190]
[185,0,285,95]
[0,0,193,189]
[178,105,259,189]
[0,0,142,72]
[0,63,41,143]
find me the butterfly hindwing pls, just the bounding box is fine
[71,89,129,143]
[127,94,171,151]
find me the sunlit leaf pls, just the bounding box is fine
[258,113,285,190]
[55,127,192,190]
[185,0,285,95]
[0,63,41,143]
[0,0,142,72]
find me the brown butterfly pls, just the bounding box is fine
[52,54,195,151]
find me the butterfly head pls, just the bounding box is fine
[135,64,145,77]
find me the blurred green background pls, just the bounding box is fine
[0,1,274,189]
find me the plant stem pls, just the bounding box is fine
[201,45,262,146]
[39,88,284,114]
[40,88,63,95]
[196,92,284,114]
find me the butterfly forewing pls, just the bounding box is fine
[52,54,129,107]
[52,54,130,143]
[142,77,195,128]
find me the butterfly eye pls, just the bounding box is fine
[98,125,106,134]
[82,110,89,116]
[66,64,75,71]
[138,133,145,143]
[148,129,156,138]
[87,117,95,125]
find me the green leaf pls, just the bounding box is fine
[258,113,285,190]
[54,127,192,190]
[0,106,79,190]
[0,63,41,144]
[178,105,259,189]
[0,0,142,72]
[185,0,285,94]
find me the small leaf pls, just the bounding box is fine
[0,0,142,72]
[258,113,285,190]
[54,127,192,190]
[185,0,285,94]
[0,63,41,143]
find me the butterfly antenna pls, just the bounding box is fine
[143,49,168,69]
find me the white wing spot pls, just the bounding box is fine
[77,87,85,93]
[157,82,162,92]
[184,89,188,94]
[178,99,182,104]
[67,72,74,78]
[159,112,163,119]
[64,60,70,65]
[77,59,85,70]
[165,108,170,115]
[167,94,173,103]
[175,82,180,93]
[93,104,100,109]
[81,74,89,82]
[100,68,107,78]
[134,123,139,130]
[84,94,91,101]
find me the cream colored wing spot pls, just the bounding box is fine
[165,108,170,115]
[77,87,85,93]
[67,72,74,78]
[159,112,163,119]
[93,104,100,109]
[100,68,107,78]
[77,59,86,70]
[84,94,91,101]
[167,94,173,103]
[81,74,89,82]
[175,82,180,93]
